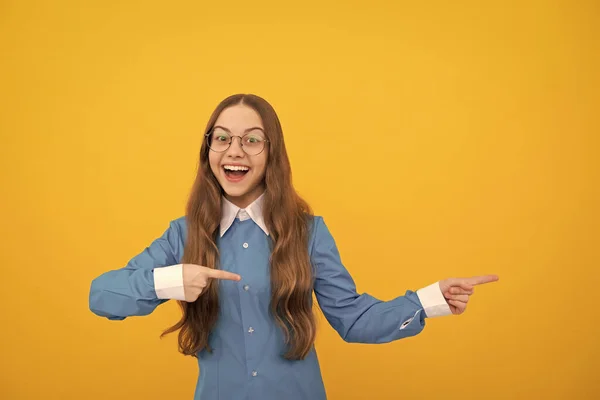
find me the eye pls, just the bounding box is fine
[245,135,263,144]
[211,129,230,142]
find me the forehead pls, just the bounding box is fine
[214,104,263,131]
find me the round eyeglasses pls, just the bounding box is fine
[205,128,269,156]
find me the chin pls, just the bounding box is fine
[223,187,249,198]
[219,181,250,197]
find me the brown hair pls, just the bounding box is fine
[161,94,316,360]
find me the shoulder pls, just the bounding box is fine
[163,216,187,242]
[170,215,187,229]
[307,215,336,253]
[307,215,324,235]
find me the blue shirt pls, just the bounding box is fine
[89,215,433,399]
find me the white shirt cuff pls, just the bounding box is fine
[416,281,452,318]
[153,264,185,301]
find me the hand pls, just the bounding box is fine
[439,275,499,315]
[183,263,241,302]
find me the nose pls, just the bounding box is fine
[225,136,245,158]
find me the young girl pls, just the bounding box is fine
[89,93,499,399]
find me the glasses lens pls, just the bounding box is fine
[241,133,266,155]
[207,130,231,152]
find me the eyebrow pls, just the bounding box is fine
[213,125,265,133]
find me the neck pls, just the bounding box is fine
[225,184,265,209]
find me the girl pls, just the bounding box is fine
[89,93,499,399]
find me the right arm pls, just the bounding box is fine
[88,220,185,320]
[89,219,241,320]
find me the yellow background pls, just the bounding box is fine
[1,1,598,399]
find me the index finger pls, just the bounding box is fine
[207,269,242,281]
[466,274,499,286]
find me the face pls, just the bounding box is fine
[208,104,268,208]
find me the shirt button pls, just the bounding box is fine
[252,371,258,377]
[243,284,250,291]
[243,242,249,249]
[248,327,254,334]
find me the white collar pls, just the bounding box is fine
[220,193,269,237]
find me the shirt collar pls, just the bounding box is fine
[220,192,269,237]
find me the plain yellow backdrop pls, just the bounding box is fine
[1,1,598,399]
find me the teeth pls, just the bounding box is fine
[224,165,249,171]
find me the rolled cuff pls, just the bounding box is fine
[153,264,185,301]
[416,281,452,318]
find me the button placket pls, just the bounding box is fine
[233,230,263,381]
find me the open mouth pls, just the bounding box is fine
[223,165,250,181]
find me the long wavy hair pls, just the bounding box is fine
[161,94,316,360]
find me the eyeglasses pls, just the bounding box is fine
[205,128,269,156]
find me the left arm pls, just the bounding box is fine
[310,217,450,344]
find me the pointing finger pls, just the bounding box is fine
[445,278,474,291]
[206,269,242,281]
[466,274,499,286]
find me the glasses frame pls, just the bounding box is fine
[205,129,270,156]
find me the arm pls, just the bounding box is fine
[311,217,451,344]
[89,220,186,320]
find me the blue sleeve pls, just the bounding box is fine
[89,220,183,320]
[310,217,426,344]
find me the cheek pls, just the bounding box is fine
[253,155,268,178]
[208,153,220,176]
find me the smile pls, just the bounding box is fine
[223,165,250,182]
